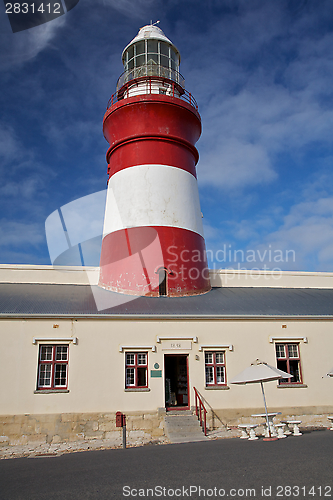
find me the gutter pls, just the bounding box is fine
[1,314,333,320]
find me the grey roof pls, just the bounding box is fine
[0,283,333,318]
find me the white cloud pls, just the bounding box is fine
[265,196,333,268]
[203,168,333,271]
[0,125,20,162]
[93,0,156,19]
[0,220,44,248]
[239,197,333,271]
[178,2,333,192]
[199,138,276,189]
[0,12,66,67]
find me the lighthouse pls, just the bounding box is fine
[99,24,211,297]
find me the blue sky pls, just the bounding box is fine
[1,0,333,272]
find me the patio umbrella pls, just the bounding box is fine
[230,359,292,439]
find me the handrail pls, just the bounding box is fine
[194,387,208,436]
[106,76,198,112]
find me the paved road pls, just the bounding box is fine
[0,430,332,499]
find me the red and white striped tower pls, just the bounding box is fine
[99,24,211,297]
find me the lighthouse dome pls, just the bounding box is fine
[122,24,180,64]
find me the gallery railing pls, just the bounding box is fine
[107,70,198,111]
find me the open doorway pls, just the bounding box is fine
[164,355,189,410]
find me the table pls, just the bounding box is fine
[238,424,259,440]
[281,420,302,436]
[328,416,333,431]
[251,412,282,437]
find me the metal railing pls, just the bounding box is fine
[194,387,208,436]
[117,65,185,91]
[107,76,198,111]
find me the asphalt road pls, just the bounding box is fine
[0,430,332,500]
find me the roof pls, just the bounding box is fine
[122,25,180,63]
[1,283,333,319]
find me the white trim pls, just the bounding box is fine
[119,345,156,352]
[199,344,233,352]
[269,337,308,343]
[157,336,198,343]
[33,337,78,345]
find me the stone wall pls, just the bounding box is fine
[0,410,167,448]
[1,405,332,449]
[204,406,333,431]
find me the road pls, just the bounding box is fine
[0,430,332,499]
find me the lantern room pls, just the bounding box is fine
[117,23,184,97]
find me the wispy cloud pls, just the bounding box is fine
[1,0,333,271]
[0,124,21,162]
[177,1,333,194]
[0,219,44,248]
[94,0,157,18]
[0,14,66,68]
[205,173,333,271]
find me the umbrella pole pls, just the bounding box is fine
[260,381,271,438]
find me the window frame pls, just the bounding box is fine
[36,344,69,391]
[275,342,303,385]
[125,351,148,389]
[204,351,227,387]
[124,40,179,76]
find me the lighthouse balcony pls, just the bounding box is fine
[117,65,185,91]
[107,69,198,111]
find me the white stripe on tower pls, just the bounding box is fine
[103,164,204,238]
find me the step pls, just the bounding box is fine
[164,411,208,444]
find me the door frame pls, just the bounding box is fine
[164,354,190,411]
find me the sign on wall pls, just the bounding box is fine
[161,341,192,350]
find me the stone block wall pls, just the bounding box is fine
[204,406,333,431]
[0,411,167,448]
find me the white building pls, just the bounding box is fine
[0,264,332,445]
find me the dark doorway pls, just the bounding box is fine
[164,355,189,410]
[157,268,168,296]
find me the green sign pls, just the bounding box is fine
[151,370,162,378]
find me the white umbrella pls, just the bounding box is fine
[230,359,292,439]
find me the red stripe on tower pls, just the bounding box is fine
[99,24,211,297]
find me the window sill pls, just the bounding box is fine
[34,389,69,394]
[205,385,230,390]
[277,384,308,389]
[124,388,151,392]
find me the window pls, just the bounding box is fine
[275,343,302,384]
[124,40,180,82]
[37,345,68,390]
[125,352,148,388]
[205,351,226,386]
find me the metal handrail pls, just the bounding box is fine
[194,387,207,436]
[106,76,198,111]
[117,65,185,91]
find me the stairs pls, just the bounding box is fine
[164,410,208,444]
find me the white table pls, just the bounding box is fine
[281,420,302,436]
[251,412,282,437]
[328,416,333,431]
[238,424,259,440]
